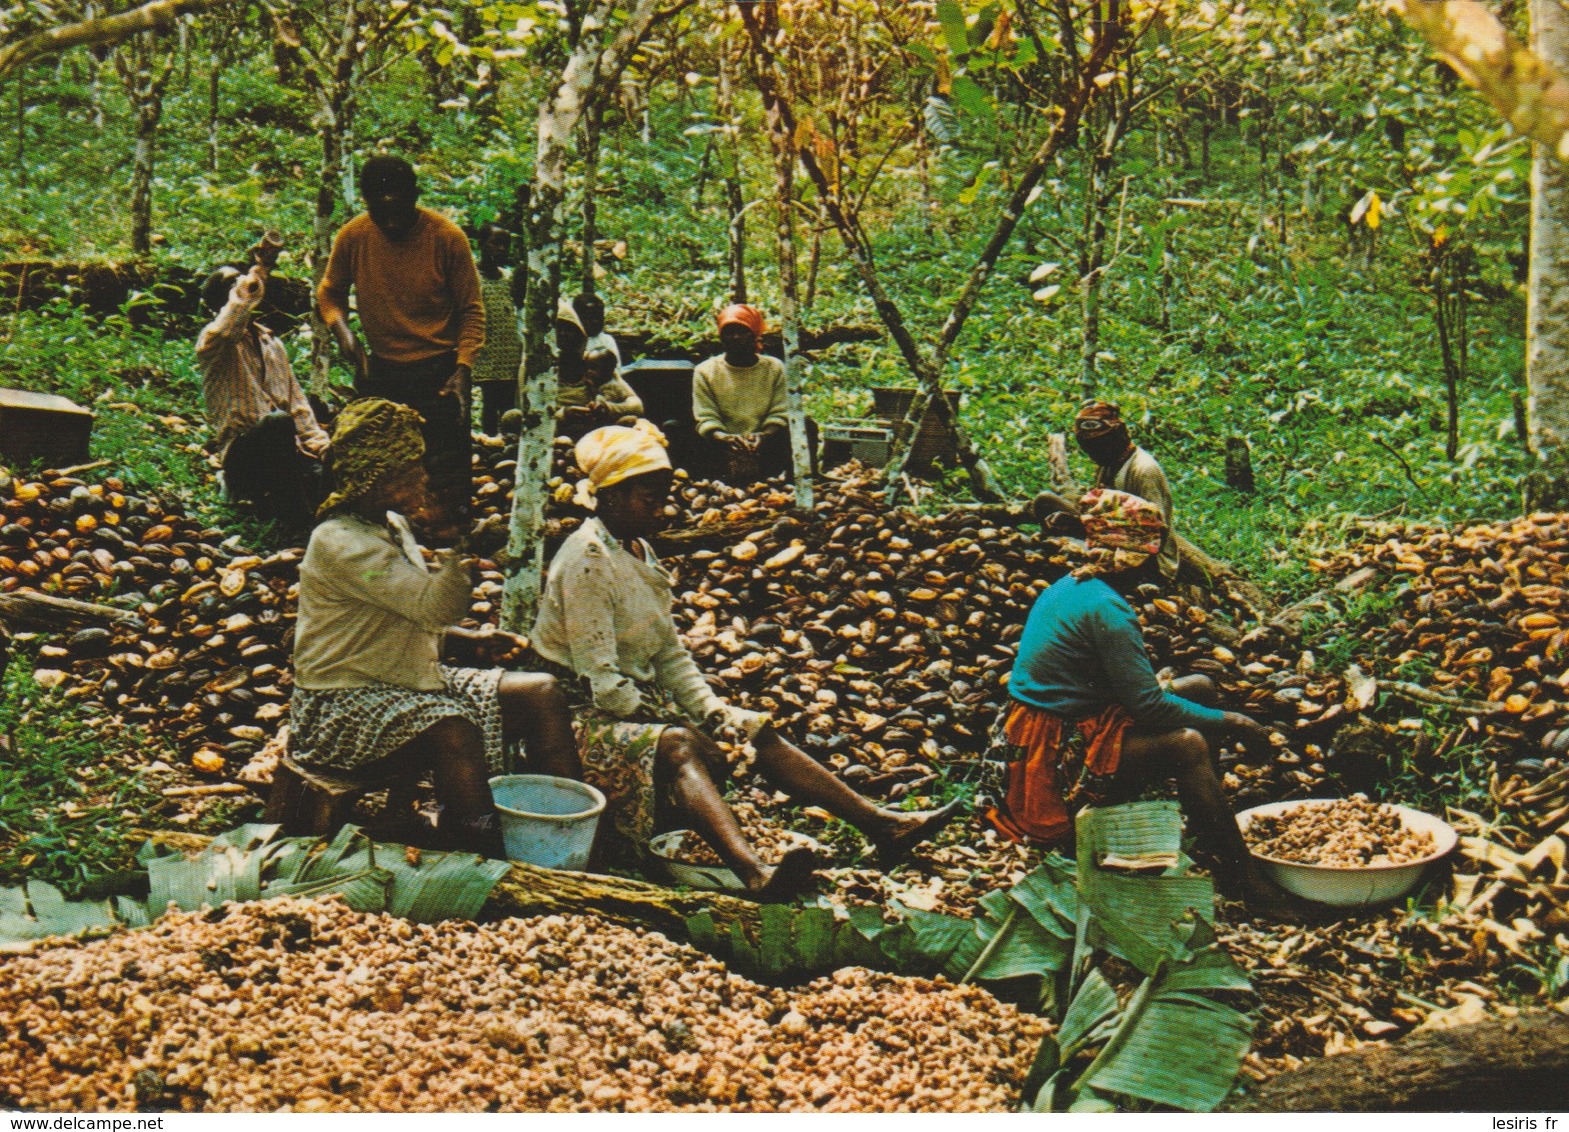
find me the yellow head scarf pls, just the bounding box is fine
[573,420,671,510]
[317,398,426,518]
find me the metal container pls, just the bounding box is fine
[1236,800,1457,907]
[648,828,821,892]
[822,420,893,469]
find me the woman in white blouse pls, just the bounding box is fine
[291,398,581,857]
[533,422,958,900]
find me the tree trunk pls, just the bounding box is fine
[309,107,345,395]
[1225,1013,1569,1112]
[1224,436,1255,492]
[768,71,812,510]
[501,0,665,633]
[1527,0,1569,464]
[129,101,159,257]
[580,100,601,296]
[718,43,747,304]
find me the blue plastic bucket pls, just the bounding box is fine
[488,774,606,871]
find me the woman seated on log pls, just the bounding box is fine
[290,398,582,857]
[978,488,1286,908]
[531,421,959,900]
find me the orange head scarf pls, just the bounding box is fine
[717,303,766,351]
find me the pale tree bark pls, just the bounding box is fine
[1528,0,1569,459]
[1388,0,1569,163]
[580,99,602,296]
[501,0,678,632]
[114,36,176,257]
[0,0,219,80]
[765,66,812,509]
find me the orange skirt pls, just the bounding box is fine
[982,699,1135,846]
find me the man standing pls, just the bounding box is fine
[197,238,329,529]
[317,155,484,539]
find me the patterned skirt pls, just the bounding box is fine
[977,699,1136,846]
[290,666,509,777]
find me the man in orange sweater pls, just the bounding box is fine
[317,155,484,540]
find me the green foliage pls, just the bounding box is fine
[0,653,171,897]
[0,823,513,950]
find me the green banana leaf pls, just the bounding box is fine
[1079,988,1255,1112]
[0,881,120,950]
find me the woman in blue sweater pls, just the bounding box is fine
[982,489,1281,905]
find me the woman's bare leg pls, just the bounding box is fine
[750,727,958,855]
[498,672,583,779]
[417,716,506,858]
[657,727,770,888]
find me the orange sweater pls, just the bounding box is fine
[317,209,485,368]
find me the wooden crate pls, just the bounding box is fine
[0,388,93,470]
[870,387,960,475]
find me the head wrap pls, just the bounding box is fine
[1073,488,1166,578]
[317,398,426,519]
[557,296,586,334]
[1075,400,1128,439]
[717,303,766,351]
[573,420,671,511]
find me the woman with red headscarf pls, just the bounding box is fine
[692,303,812,482]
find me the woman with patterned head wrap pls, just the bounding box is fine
[531,422,958,899]
[290,398,582,857]
[691,303,814,482]
[1074,400,1179,581]
[978,489,1288,909]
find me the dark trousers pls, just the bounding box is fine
[693,418,819,483]
[222,410,322,529]
[479,381,516,436]
[361,352,471,532]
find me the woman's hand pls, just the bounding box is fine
[1222,711,1274,756]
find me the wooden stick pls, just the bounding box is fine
[0,589,142,629]
[160,783,252,798]
[49,458,112,478]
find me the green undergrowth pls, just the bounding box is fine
[0,652,174,897]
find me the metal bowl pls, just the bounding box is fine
[1236,799,1458,907]
[647,829,820,892]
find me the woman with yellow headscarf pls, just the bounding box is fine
[532,421,958,900]
[289,398,582,857]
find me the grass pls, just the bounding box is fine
[0,652,174,897]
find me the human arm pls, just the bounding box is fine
[316,229,367,381]
[692,362,725,439]
[756,358,790,436]
[195,270,264,361]
[311,521,471,629]
[1089,596,1226,732]
[649,615,726,724]
[446,224,487,371]
[444,624,529,665]
[279,349,331,456]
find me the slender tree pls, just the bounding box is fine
[113,28,176,256]
[501,0,696,631]
[1528,0,1569,460]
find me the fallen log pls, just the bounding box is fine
[1225,1012,1569,1111]
[0,589,143,630]
[145,830,763,940]
[614,324,882,362]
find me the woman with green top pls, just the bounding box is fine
[532,421,958,899]
[979,488,1284,907]
[290,398,581,857]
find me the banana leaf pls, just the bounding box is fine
[0,881,119,950]
[1079,989,1254,1112]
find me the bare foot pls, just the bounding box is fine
[873,798,965,870]
[744,846,822,903]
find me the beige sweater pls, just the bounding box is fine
[532,518,725,722]
[692,354,788,437]
[294,513,470,691]
[1096,446,1179,580]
